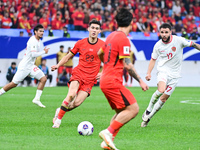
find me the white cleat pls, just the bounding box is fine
[53,108,60,124]
[101,141,111,150]
[32,98,46,108]
[52,119,61,128]
[141,110,150,127]
[99,129,119,150]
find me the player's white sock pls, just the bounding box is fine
[0,88,6,96]
[148,98,165,119]
[35,89,43,99]
[147,90,163,112]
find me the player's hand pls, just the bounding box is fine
[96,72,102,80]
[51,65,58,71]
[145,73,151,81]
[44,47,50,54]
[139,80,149,91]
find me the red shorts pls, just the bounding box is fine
[58,66,65,74]
[66,66,73,74]
[69,72,94,96]
[101,86,137,109]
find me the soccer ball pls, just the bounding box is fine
[77,121,94,136]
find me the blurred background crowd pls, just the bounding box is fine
[0,0,200,39]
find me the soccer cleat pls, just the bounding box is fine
[52,118,61,128]
[99,129,119,150]
[141,110,151,127]
[53,107,60,124]
[101,141,111,150]
[32,98,46,108]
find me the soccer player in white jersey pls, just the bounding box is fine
[0,24,50,108]
[141,23,200,127]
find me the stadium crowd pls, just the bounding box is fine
[0,0,200,37]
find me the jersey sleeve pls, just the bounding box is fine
[118,38,131,59]
[179,37,193,47]
[70,41,80,55]
[151,43,159,60]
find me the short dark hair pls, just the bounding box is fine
[11,62,16,65]
[115,8,133,27]
[60,45,64,48]
[89,19,101,28]
[160,23,171,31]
[34,24,44,34]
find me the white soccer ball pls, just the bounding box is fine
[77,121,94,136]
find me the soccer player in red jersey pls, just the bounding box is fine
[51,19,105,128]
[98,8,149,150]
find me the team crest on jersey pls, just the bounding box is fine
[171,47,176,52]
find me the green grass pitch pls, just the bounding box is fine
[0,86,200,150]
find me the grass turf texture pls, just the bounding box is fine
[0,86,199,150]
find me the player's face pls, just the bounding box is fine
[160,28,171,43]
[88,24,101,38]
[35,28,44,39]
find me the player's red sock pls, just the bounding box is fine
[112,128,120,141]
[107,120,124,134]
[57,102,69,120]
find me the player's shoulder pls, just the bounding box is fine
[97,38,105,44]
[27,36,37,44]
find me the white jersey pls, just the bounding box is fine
[18,36,45,70]
[152,35,192,78]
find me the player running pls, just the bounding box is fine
[98,8,149,150]
[51,19,105,128]
[141,23,200,127]
[0,24,50,108]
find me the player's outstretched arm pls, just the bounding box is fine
[31,46,50,57]
[51,52,73,71]
[123,58,149,91]
[146,58,156,81]
[191,42,200,51]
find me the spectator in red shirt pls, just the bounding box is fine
[1,12,12,28]
[132,17,138,32]
[39,13,50,30]
[29,15,38,29]
[193,2,200,17]
[19,13,31,32]
[51,13,62,30]
[188,11,195,22]
[90,10,102,23]
[72,6,85,30]
[180,2,187,16]
[186,21,193,33]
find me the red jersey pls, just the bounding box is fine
[100,31,130,88]
[70,38,105,83]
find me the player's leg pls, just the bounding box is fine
[0,69,29,96]
[0,82,17,95]
[31,65,47,108]
[145,81,165,114]
[141,78,178,127]
[99,87,137,150]
[52,80,80,128]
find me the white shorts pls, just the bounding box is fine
[12,65,45,84]
[157,72,179,96]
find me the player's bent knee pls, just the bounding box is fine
[40,76,47,83]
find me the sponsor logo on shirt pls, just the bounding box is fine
[161,50,165,52]
[89,48,93,51]
[171,47,176,52]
